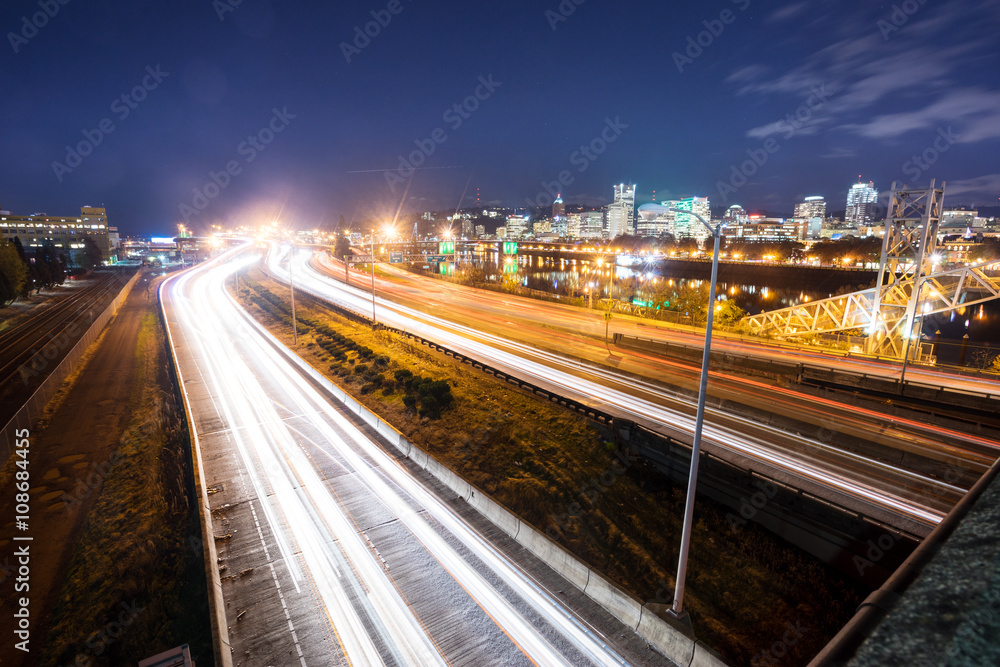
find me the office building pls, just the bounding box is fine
[0,205,116,262]
[723,204,749,225]
[635,203,674,237]
[605,183,636,238]
[671,197,711,243]
[505,214,530,239]
[845,180,879,225]
[793,196,826,239]
[552,195,565,221]
[732,216,798,242]
[565,213,582,239]
[580,211,604,239]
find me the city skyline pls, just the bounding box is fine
[1,0,999,236]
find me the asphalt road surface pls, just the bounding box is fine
[161,249,675,666]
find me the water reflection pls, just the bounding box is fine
[463,250,832,314]
[460,249,1000,353]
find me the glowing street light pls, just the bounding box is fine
[665,206,724,620]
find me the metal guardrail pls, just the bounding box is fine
[0,269,141,465]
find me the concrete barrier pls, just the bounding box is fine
[424,457,473,500]
[408,445,429,468]
[158,270,233,667]
[692,642,729,667]
[583,569,643,630]
[637,605,695,665]
[467,490,521,539]
[374,419,403,450]
[514,527,590,591]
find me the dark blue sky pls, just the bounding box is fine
[2,0,999,235]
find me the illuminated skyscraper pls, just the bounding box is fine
[671,196,711,243]
[793,195,826,239]
[505,214,529,239]
[552,194,565,221]
[845,180,878,225]
[565,213,582,238]
[605,183,636,238]
[580,211,604,239]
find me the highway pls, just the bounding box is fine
[264,247,1000,537]
[395,257,1000,399]
[161,247,670,666]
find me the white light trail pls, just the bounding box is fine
[277,249,952,527]
[165,249,635,666]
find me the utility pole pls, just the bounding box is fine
[289,248,297,346]
[666,208,723,620]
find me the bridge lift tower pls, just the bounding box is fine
[743,179,1000,360]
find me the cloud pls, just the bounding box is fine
[821,147,856,159]
[766,2,807,23]
[848,89,1000,141]
[727,0,1000,144]
[943,173,1000,199]
[746,116,831,139]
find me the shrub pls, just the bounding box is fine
[373,354,390,367]
[402,394,417,409]
[414,379,453,419]
[354,363,368,375]
[394,369,413,383]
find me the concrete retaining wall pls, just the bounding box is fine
[158,263,234,667]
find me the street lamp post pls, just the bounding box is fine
[289,247,298,346]
[370,232,377,323]
[666,208,723,619]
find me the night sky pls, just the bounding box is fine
[2,0,999,236]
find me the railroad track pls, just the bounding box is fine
[0,269,136,420]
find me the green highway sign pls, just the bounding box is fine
[426,254,448,262]
[389,252,403,263]
[502,241,518,255]
[439,241,455,254]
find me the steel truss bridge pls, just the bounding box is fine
[743,180,1000,359]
